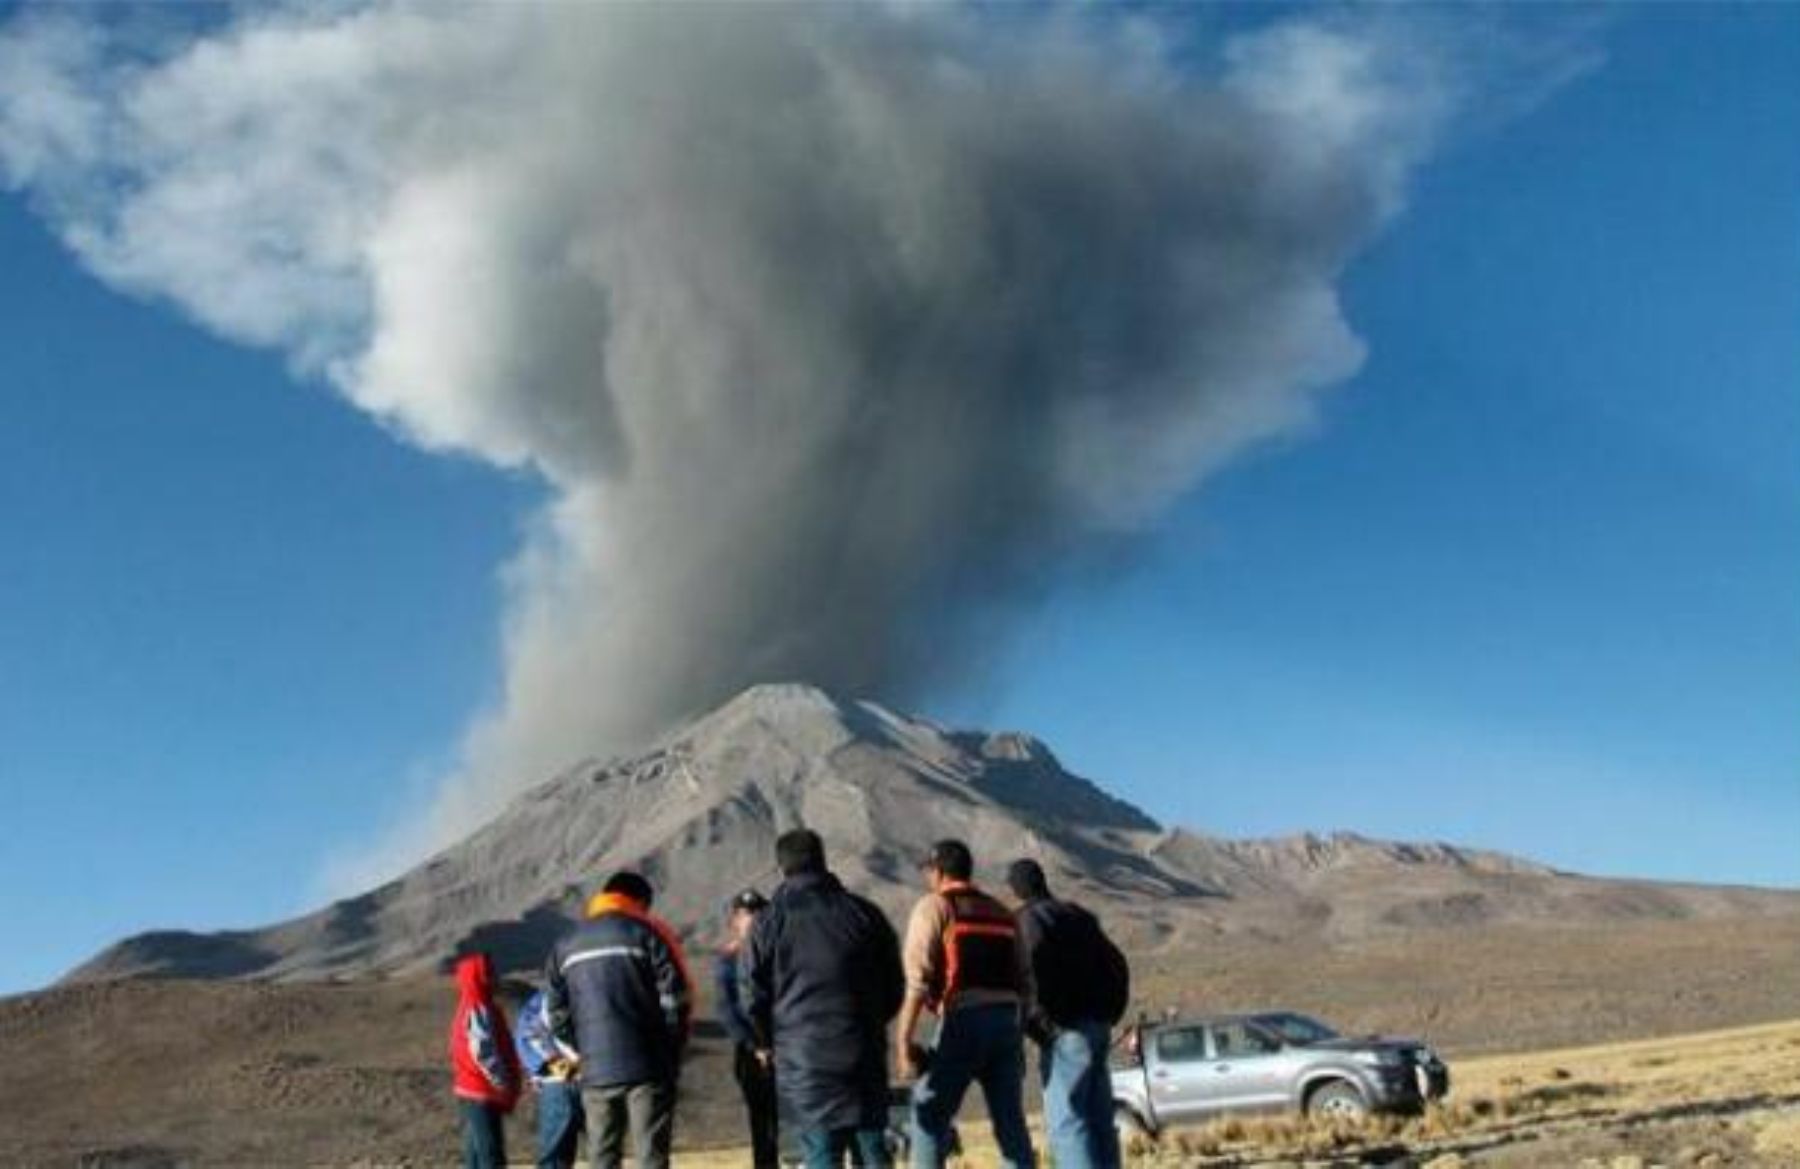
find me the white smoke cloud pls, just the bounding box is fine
[1,4,1493,885]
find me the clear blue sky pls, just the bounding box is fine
[2,6,1795,994]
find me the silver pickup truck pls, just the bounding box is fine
[1111,1011,1449,1137]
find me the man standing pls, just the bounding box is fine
[1007,858,1130,1169]
[716,888,779,1169]
[515,986,585,1169]
[744,829,905,1168]
[896,840,1037,1169]
[547,871,693,1169]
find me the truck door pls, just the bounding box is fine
[1203,1020,1291,1112]
[1145,1024,1213,1125]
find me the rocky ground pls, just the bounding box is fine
[8,912,1800,1167]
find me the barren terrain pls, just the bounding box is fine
[9,912,1800,1166]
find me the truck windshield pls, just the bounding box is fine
[1253,1013,1338,1046]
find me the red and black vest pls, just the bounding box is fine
[934,882,1022,1010]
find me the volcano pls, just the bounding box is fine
[69,684,1800,983]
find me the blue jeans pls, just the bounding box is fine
[1040,1022,1121,1169]
[910,1002,1036,1169]
[536,1080,584,1169]
[459,1098,508,1169]
[798,1125,891,1168]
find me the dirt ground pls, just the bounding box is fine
[7,914,1800,1167]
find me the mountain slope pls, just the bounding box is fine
[67,684,1800,982]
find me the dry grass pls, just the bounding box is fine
[1111,1017,1800,1166]
[684,1018,1800,1166]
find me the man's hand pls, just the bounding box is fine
[897,1043,930,1083]
[894,988,928,1084]
[754,1048,773,1070]
[1025,1013,1060,1048]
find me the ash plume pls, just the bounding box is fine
[1,4,1468,880]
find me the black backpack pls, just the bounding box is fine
[1029,900,1131,1026]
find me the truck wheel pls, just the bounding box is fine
[1305,1079,1369,1120]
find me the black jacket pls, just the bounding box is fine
[743,871,904,1130]
[1016,896,1130,1037]
[546,899,694,1088]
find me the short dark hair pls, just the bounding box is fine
[776,829,826,877]
[1006,857,1050,901]
[730,888,769,915]
[603,870,655,907]
[922,839,973,881]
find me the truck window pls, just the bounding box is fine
[1154,1026,1209,1063]
[1209,1021,1280,1059]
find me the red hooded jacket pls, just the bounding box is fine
[449,953,522,1110]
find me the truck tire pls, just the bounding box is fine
[1305,1079,1369,1120]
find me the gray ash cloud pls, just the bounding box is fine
[0,4,1466,878]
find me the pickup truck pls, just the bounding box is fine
[1111,1011,1449,1137]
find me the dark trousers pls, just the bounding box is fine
[798,1125,891,1169]
[459,1098,508,1169]
[910,1003,1035,1168]
[581,1080,675,1169]
[536,1079,585,1169]
[733,1044,780,1168]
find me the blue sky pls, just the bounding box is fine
[1,6,1795,994]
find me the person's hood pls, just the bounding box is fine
[454,952,495,999]
[586,891,649,919]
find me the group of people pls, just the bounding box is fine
[448,830,1132,1169]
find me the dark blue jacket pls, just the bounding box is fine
[743,871,903,1130]
[546,896,694,1088]
[715,947,757,1049]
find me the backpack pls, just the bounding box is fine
[1028,899,1131,1026]
[1077,908,1131,1025]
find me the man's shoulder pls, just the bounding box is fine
[906,891,953,932]
[1057,897,1099,923]
[843,891,898,936]
[842,888,886,915]
[562,909,652,949]
[772,884,891,930]
[1021,896,1095,933]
